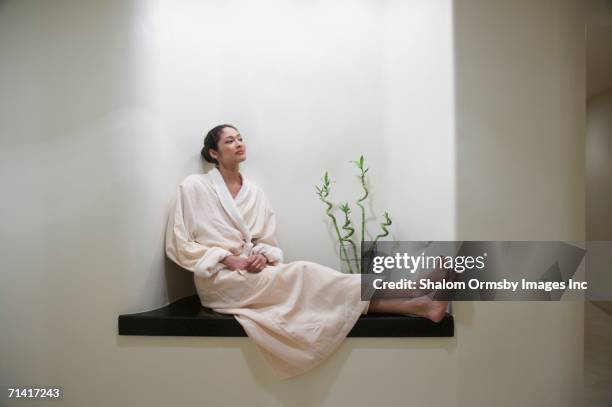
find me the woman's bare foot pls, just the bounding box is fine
[369,296,449,322]
[401,296,448,323]
[425,298,449,323]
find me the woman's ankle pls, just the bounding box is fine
[427,300,448,323]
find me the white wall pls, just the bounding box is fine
[0,0,584,406]
[585,1,612,402]
[587,88,612,240]
[453,0,585,404]
[144,0,457,258]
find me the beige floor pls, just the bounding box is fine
[585,301,612,406]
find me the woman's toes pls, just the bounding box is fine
[428,301,448,323]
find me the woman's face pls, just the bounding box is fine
[210,126,247,167]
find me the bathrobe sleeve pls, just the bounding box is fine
[165,183,233,278]
[251,193,284,265]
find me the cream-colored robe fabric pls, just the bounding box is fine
[165,168,370,379]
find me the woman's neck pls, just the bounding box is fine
[217,164,242,186]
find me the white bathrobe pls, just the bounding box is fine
[165,167,370,379]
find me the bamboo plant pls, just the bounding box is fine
[315,172,355,273]
[315,155,393,273]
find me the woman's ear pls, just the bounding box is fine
[209,149,218,161]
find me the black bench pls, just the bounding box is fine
[118,295,454,337]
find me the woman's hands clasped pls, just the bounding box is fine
[221,254,268,273]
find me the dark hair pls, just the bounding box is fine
[201,124,238,165]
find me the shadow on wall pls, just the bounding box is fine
[165,257,195,302]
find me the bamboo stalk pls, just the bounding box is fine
[316,172,354,273]
[340,203,360,273]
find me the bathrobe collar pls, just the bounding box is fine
[209,167,253,254]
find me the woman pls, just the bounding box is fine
[165,124,449,379]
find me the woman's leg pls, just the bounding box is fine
[367,296,449,323]
[363,259,455,322]
[385,263,458,299]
